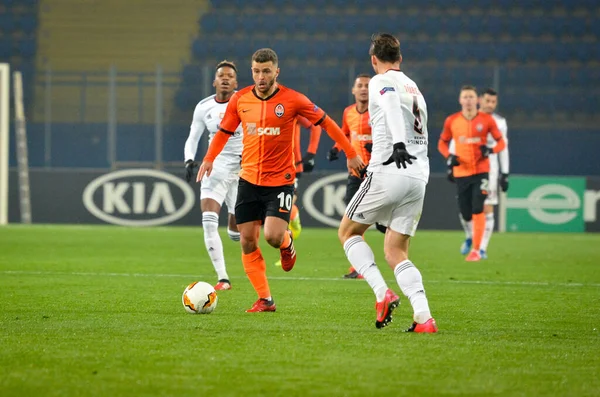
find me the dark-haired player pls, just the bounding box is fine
[184,60,242,291]
[338,33,437,332]
[197,48,364,312]
[439,86,506,262]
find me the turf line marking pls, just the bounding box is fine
[2,270,599,288]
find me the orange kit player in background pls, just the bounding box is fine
[438,85,506,262]
[197,48,364,312]
[273,116,321,268]
[327,73,386,279]
[291,115,321,238]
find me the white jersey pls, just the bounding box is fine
[184,94,243,169]
[487,112,509,174]
[367,70,429,183]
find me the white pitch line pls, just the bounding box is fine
[1,270,600,288]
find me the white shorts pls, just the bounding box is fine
[346,172,426,236]
[200,166,239,215]
[485,154,499,206]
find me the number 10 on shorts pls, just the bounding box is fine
[277,192,292,212]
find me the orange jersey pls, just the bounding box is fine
[294,115,322,173]
[217,84,351,186]
[438,112,506,178]
[334,104,371,177]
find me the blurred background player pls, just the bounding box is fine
[274,116,321,267]
[197,48,364,312]
[438,86,506,262]
[183,60,242,291]
[338,33,437,332]
[327,73,386,279]
[474,88,509,258]
[291,115,322,239]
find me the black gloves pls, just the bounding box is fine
[364,142,373,153]
[500,173,509,192]
[480,145,493,158]
[382,142,416,169]
[327,147,339,162]
[447,154,460,167]
[302,153,315,173]
[184,159,197,182]
[446,154,459,183]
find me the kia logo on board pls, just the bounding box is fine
[302,173,348,228]
[82,169,196,226]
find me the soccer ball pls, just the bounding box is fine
[182,281,218,314]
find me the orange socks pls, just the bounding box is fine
[242,248,270,299]
[280,230,292,250]
[472,213,486,251]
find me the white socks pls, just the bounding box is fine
[460,215,472,239]
[343,236,388,302]
[202,212,228,281]
[394,260,431,324]
[480,212,495,252]
[227,228,240,241]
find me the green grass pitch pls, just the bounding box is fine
[1,225,599,396]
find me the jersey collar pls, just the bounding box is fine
[252,86,280,101]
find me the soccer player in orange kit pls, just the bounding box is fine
[197,48,364,312]
[438,85,506,262]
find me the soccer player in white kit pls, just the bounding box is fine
[184,60,243,291]
[452,88,509,258]
[338,33,437,332]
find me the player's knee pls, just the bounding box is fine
[384,246,408,267]
[240,237,258,254]
[264,229,284,248]
[472,204,485,215]
[460,210,472,222]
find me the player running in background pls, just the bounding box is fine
[197,48,364,312]
[291,115,322,239]
[183,60,242,291]
[454,88,509,258]
[338,33,437,332]
[273,116,321,268]
[438,86,506,262]
[327,73,385,279]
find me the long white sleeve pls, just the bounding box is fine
[184,103,206,161]
[497,118,509,174]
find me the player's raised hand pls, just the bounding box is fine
[347,155,365,175]
[383,142,417,169]
[196,161,213,182]
[184,160,197,183]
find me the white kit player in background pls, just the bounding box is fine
[337,33,437,333]
[183,60,243,291]
[451,88,509,259]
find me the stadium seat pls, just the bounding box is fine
[16,38,35,58]
[16,14,38,34]
[0,14,16,33]
[200,14,217,33]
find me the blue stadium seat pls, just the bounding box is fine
[0,14,16,32]
[16,14,38,34]
[0,38,11,58]
[200,14,217,33]
[484,16,505,37]
[16,38,35,58]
